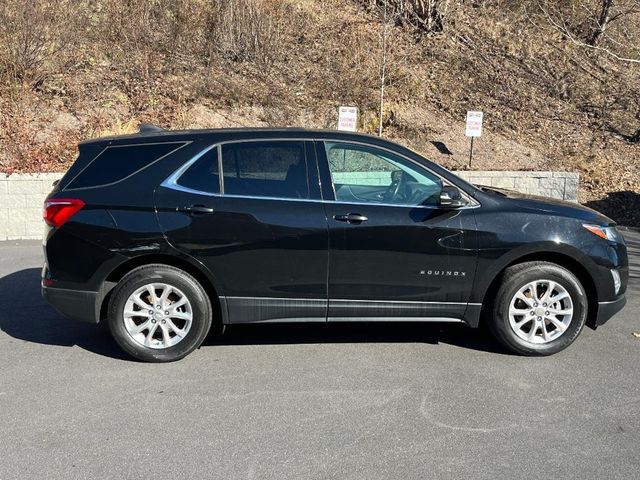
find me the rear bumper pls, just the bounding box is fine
[595,295,626,326]
[42,285,100,324]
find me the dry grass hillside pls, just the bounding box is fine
[0,0,638,223]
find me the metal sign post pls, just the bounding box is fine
[465,111,483,168]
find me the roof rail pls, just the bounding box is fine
[139,123,165,134]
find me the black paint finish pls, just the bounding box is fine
[156,192,330,322]
[41,128,628,330]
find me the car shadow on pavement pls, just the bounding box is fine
[0,268,130,360]
[0,267,511,360]
[204,321,510,354]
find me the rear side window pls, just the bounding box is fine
[176,148,220,194]
[221,141,309,199]
[67,142,185,189]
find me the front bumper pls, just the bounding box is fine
[595,295,627,327]
[42,285,100,324]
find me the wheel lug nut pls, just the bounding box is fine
[533,303,538,307]
[148,310,153,315]
[530,311,535,315]
[545,311,549,315]
[151,319,156,323]
[161,320,166,324]
[165,311,169,315]
[156,305,161,310]
[543,303,547,307]
[537,316,542,321]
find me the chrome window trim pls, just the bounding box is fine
[160,143,219,197]
[157,189,478,210]
[160,137,480,209]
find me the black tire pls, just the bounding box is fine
[488,261,588,356]
[108,264,213,362]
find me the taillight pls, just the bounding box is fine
[43,198,85,228]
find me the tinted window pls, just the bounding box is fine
[68,142,185,189]
[325,142,442,206]
[221,141,309,199]
[176,148,220,194]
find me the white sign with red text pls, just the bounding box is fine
[337,106,358,132]
[465,110,483,137]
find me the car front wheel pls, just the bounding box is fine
[489,261,588,356]
[108,264,213,362]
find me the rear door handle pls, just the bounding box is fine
[178,205,215,215]
[334,213,368,223]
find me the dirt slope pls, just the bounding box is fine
[0,0,638,223]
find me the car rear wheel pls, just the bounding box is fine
[488,261,588,356]
[108,264,212,362]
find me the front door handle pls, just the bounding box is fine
[334,213,368,223]
[178,205,215,215]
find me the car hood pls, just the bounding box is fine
[479,186,614,225]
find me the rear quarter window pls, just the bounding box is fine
[66,142,186,189]
[176,148,220,194]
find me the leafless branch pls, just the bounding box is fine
[538,1,640,64]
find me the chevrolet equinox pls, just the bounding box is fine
[41,126,628,362]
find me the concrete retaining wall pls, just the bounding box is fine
[333,170,579,201]
[0,170,579,241]
[0,173,63,241]
[454,171,579,202]
[332,171,392,186]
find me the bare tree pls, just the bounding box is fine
[587,0,640,45]
[532,1,640,143]
[364,0,454,35]
[536,0,640,64]
[589,0,614,45]
[378,0,390,136]
[206,0,281,65]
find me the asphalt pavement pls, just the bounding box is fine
[1,230,639,479]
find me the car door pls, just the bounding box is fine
[317,140,478,322]
[155,139,329,323]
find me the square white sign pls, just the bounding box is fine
[465,111,483,137]
[338,106,358,132]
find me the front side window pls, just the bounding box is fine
[325,142,442,206]
[221,141,309,199]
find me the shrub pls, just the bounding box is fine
[205,0,281,64]
[0,0,71,86]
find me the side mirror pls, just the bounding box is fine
[440,186,467,208]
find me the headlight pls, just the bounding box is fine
[582,224,623,243]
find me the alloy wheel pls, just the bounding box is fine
[508,279,574,344]
[123,283,193,349]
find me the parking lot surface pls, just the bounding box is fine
[1,230,639,479]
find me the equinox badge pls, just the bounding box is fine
[420,270,467,277]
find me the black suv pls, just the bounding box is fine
[42,126,628,362]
